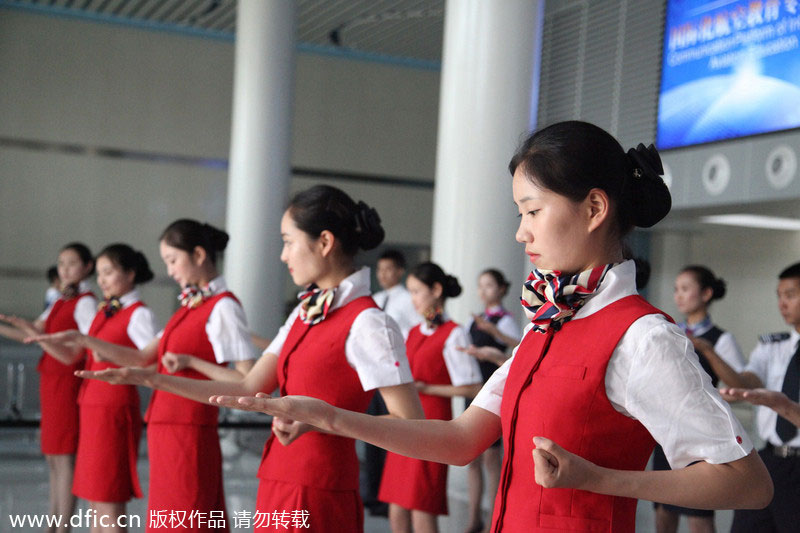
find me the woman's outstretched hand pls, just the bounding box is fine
[721,387,789,410]
[209,393,336,432]
[25,329,82,345]
[75,366,156,387]
[531,436,598,490]
[2,314,40,338]
[271,417,314,446]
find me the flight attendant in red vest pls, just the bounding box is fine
[51,220,256,532]
[79,186,424,533]
[209,122,774,533]
[29,243,158,532]
[379,262,481,533]
[1,242,96,533]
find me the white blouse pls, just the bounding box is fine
[414,320,483,386]
[680,318,746,374]
[745,328,800,447]
[472,260,752,469]
[372,283,421,340]
[465,306,522,348]
[157,276,257,365]
[38,280,96,335]
[117,290,158,350]
[265,267,414,392]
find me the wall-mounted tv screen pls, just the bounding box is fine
[657,0,800,150]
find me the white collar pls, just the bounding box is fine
[418,313,451,335]
[329,267,372,311]
[207,276,228,295]
[573,260,638,320]
[118,289,141,308]
[77,280,92,294]
[386,283,408,296]
[790,328,800,349]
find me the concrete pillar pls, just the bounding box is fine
[224,0,296,337]
[431,0,545,324]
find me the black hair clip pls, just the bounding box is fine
[627,143,664,181]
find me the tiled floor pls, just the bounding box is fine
[0,425,741,532]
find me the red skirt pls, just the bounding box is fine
[255,478,363,533]
[379,451,449,515]
[146,423,228,533]
[73,404,142,503]
[38,372,81,455]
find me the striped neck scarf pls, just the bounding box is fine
[298,285,336,326]
[98,296,122,317]
[423,304,445,329]
[61,283,79,299]
[520,264,616,334]
[179,285,213,309]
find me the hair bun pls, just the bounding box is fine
[134,251,155,283]
[203,223,230,252]
[445,275,462,298]
[625,143,671,228]
[713,277,727,300]
[354,201,385,251]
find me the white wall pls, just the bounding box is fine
[0,9,440,327]
[649,227,800,357]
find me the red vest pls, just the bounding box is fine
[145,292,235,426]
[79,302,144,407]
[37,292,93,374]
[258,296,377,491]
[406,321,458,421]
[492,295,666,533]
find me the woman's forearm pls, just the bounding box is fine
[188,357,249,382]
[700,348,762,389]
[0,323,27,343]
[587,450,772,510]
[37,339,83,365]
[327,403,499,466]
[152,372,270,405]
[421,383,482,398]
[83,336,153,367]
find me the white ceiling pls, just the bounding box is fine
[5,0,446,65]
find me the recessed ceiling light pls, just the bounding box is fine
[699,214,800,231]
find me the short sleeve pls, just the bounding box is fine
[127,306,158,350]
[206,297,258,364]
[606,314,752,469]
[38,302,54,323]
[442,326,482,386]
[264,304,301,356]
[743,342,770,383]
[471,355,512,416]
[344,308,414,391]
[74,295,97,334]
[495,315,522,345]
[713,332,746,375]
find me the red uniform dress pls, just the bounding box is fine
[72,302,146,503]
[490,295,662,533]
[378,321,458,515]
[256,296,378,533]
[37,291,93,455]
[144,292,235,533]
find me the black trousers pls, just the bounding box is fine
[731,446,800,533]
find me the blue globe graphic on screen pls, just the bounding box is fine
[658,74,800,149]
